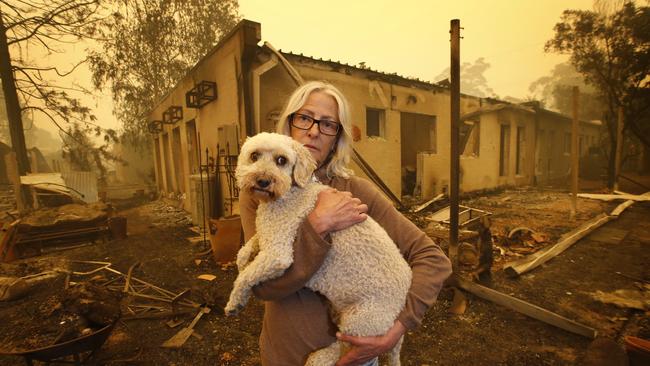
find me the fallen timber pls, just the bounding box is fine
[456,277,597,339]
[504,191,650,277]
[611,191,650,217]
[503,213,613,277]
[577,193,650,202]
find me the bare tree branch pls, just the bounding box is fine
[7,0,99,45]
[22,105,87,144]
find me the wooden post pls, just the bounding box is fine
[449,19,461,267]
[457,277,597,338]
[4,152,24,211]
[30,150,38,174]
[614,106,624,191]
[570,86,579,219]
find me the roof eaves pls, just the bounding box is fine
[461,104,534,121]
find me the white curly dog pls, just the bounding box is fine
[225,132,412,366]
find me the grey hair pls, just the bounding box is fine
[276,81,354,179]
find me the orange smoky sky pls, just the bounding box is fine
[26,0,595,138]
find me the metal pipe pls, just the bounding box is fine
[206,147,212,219]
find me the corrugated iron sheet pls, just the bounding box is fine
[20,173,70,195]
[62,171,99,203]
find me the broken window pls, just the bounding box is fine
[499,124,510,176]
[462,120,480,157]
[186,120,198,174]
[366,108,385,138]
[516,126,525,175]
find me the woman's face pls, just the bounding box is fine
[290,91,340,166]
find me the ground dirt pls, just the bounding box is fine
[0,177,648,365]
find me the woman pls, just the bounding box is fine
[238,81,452,366]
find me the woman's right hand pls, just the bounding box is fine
[308,188,368,237]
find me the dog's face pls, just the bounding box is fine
[236,133,317,202]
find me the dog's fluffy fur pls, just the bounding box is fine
[225,132,412,366]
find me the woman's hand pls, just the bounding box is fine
[308,188,368,237]
[335,320,407,366]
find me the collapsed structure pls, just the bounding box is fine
[147,20,601,224]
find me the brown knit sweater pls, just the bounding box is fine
[239,174,452,365]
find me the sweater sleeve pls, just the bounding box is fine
[239,189,332,301]
[348,178,452,330]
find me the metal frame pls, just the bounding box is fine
[148,120,163,134]
[162,106,183,124]
[186,81,217,109]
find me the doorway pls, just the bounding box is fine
[400,112,437,195]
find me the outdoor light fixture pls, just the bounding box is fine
[148,120,163,133]
[162,106,183,124]
[186,81,218,109]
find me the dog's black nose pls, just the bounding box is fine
[257,179,271,188]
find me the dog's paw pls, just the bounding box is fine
[224,302,244,316]
[235,256,248,271]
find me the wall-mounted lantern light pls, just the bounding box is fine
[186,81,218,109]
[148,120,163,133]
[162,106,183,124]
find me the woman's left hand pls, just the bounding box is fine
[334,320,407,366]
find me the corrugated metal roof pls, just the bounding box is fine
[460,104,535,121]
[20,173,70,195]
[460,103,600,126]
[536,108,602,125]
[279,50,447,92]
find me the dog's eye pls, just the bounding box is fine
[250,152,259,162]
[276,156,287,166]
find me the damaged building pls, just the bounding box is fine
[147,20,601,224]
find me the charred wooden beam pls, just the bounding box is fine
[503,213,613,277]
[457,277,597,339]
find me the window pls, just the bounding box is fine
[366,108,385,138]
[564,132,571,154]
[516,126,525,175]
[549,131,556,152]
[186,120,198,174]
[162,133,173,191]
[499,124,510,176]
[172,127,185,193]
[462,120,480,157]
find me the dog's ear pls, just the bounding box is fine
[235,137,254,188]
[292,140,316,187]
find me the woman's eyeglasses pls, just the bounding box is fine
[290,113,341,136]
